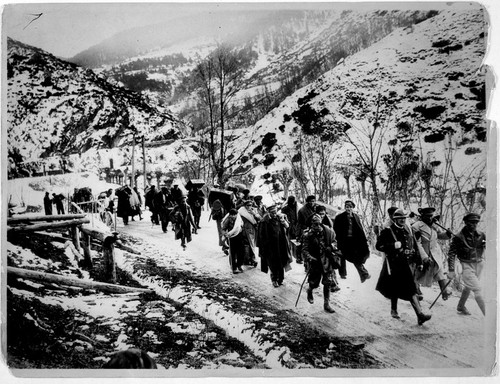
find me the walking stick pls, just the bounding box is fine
[429,279,453,310]
[295,266,311,307]
[410,212,455,238]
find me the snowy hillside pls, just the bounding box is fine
[235,5,488,207]
[6,38,184,164]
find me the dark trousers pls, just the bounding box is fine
[339,258,347,277]
[270,267,284,285]
[229,233,244,270]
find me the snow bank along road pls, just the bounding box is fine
[117,210,493,373]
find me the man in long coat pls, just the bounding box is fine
[170,195,197,249]
[302,214,340,313]
[115,186,132,226]
[333,200,370,282]
[375,209,431,325]
[144,185,159,225]
[43,192,53,215]
[257,205,292,287]
[412,207,452,300]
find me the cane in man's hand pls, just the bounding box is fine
[295,265,311,307]
[429,279,453,310]
[410,211,454,238]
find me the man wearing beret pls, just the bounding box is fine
[412,207,452,300]
[447,213,486,315]
[333,200,371,282]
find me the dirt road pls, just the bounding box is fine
[117,210,494,373]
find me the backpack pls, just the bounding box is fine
[211,200,224,221]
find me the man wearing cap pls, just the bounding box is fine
[386,206,423,300]
[236,188,251,209]
[302,214,340,313]
[253,195,267,217]
[412,207,452,300]
[297,195,317,264]
[376,209,431,325]
[447,213,486,315]
[333,200,371,282]
[257,204,292,287]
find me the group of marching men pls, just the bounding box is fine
[211,191,486,324]
[143,183,206,249]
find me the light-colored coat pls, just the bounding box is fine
[238,206,261,257]
[412,220,450,286]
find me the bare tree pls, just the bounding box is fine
[342,93,394,231]
[194,44,254,187]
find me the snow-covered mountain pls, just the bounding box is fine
[5,3,490,218]
[232,6,488,208]
[86,8,440,113]
[6,38,184,165]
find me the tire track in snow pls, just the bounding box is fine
[115,250,308,369]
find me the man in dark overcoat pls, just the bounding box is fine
[115,186,132,226]
[170,195,197,249]
[43,192,53,215]
[257,205,292,287]
[144,185,159,225]
[375,209,431,325]
[333,200,370,282]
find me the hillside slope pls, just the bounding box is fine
[237,6,488,206]
[6,38,183,164]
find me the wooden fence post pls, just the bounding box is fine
[71,225,81,254]
[103,234,117,283]
[81,232,93,269]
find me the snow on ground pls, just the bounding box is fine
[115,207,493,371]
[5,172,496,372]
[7,172,121,208]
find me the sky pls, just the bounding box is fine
[3,1,497,59]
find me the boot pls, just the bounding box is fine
[323,286,335,313]
[306,285,314,304]
[411,295,431,325]
[457,288,471,315]
[391,297,400,318]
